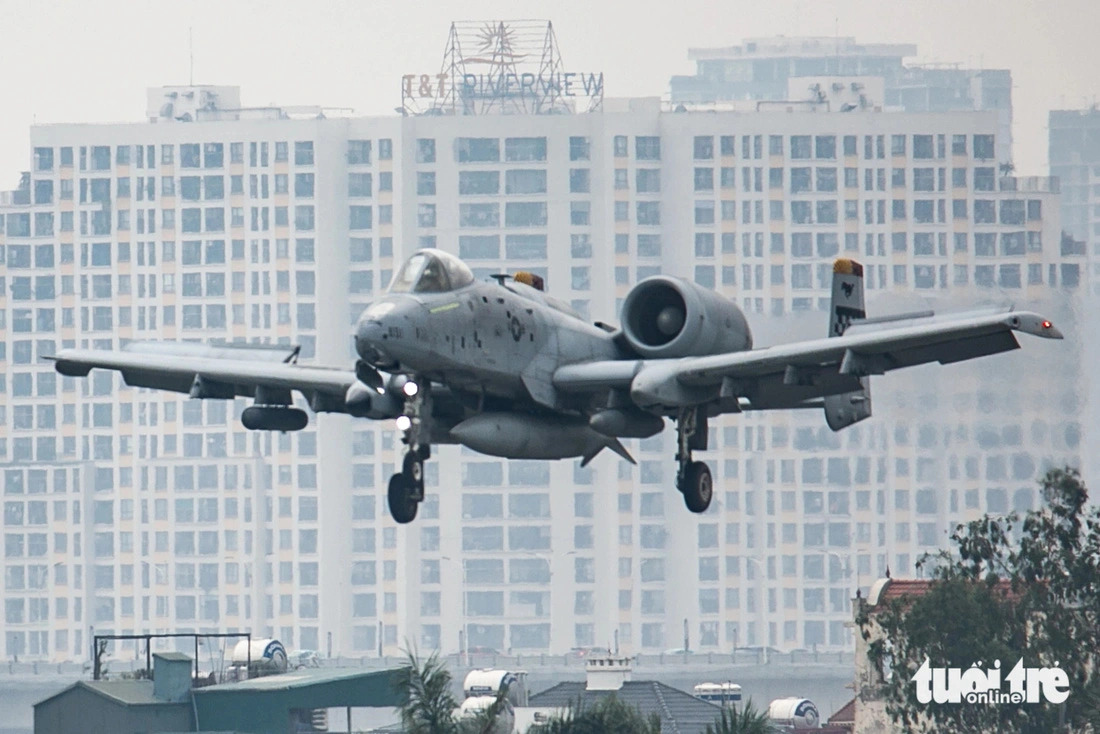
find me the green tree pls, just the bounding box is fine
[703,700,777,734]
[396,648,459,734]
[525,695,662,734]
[857,468,1100,733]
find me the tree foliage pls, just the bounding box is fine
[703,700,778,734]
[395,648,513,734]
[525,695,662,734]
[396,648,460,734]
[857,468,1100,733]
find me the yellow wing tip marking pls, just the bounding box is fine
[833,258,864,277]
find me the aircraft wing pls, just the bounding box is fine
[48,342,355,409]
[553,308,1062,413]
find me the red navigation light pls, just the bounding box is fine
[1042,320,1052,329]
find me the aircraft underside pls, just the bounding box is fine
[381,377,713,524]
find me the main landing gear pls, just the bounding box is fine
[387,377,431,524]
[675,407,713,514]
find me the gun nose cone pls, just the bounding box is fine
[355,297,421,367]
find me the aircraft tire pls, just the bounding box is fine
[388,473,418,524]
[682,461,713,514]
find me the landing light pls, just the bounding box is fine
[402,380,419,397]
[395,415,412,431]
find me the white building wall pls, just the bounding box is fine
[0,89,1084,662]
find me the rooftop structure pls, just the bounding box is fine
[523,656,724,734]
[34,656,404,734]
[670,36,1012,161]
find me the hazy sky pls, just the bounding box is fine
[1,0,1097,186]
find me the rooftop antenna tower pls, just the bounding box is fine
[188,27,194,86]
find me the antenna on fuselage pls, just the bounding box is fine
[489,274,511,286]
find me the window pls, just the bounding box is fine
[204,143,224,168]
[790,136,811,159]
[460,203,499,227]
[694,136,714,159]
[505,137,546,162]
[349,172,372,197]
[505,202,547,227]
[294,141,314,165]
[416,138,436,163]
[417,172,436,196]
[459,171,499,195]
[505,169,546,195]
[348,140,371,164]
[569,136,590,161]
[635,136,660,160]
[569,168,590,193]
[973,134,994,160]
[913,135,934,159]
[636,202,660,225]
[294,173,315,197]
[636,168,660,193]
[456,138,499,163]
[694,167,714,191]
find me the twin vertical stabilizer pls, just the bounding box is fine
[824,259,872,431]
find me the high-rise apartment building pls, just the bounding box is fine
[670,37,1013,162]
[0,82,1082,663]
[1049,108,1100,289]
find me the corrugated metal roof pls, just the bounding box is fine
[192,667,405,734]
[199,666,388,692]
[529,680,723,734]
[36,680,193,708]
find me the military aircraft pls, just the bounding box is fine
[51,248,1063,523]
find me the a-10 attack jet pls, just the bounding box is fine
[51,248,1063,523]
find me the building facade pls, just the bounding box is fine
[670,37,1013,163]
[0,84,1083,663]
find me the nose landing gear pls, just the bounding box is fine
[386,378,431,524]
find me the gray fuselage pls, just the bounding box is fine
[355,278,618,407]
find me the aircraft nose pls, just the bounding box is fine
[355,298,419,366]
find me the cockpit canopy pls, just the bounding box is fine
[388,249,475,294]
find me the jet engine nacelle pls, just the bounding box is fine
[620,276,752,359]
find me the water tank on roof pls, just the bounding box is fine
[767,697,820,729]
[458,695,515,734]
[230,638,288,675]
[693,682,742,707]
[462,669,528,707]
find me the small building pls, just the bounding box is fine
[34,652,195,734]
[518,656,725,734]
[852,576,1018,734]
[34,652,405,734]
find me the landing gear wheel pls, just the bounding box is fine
[402,452,423,486]
[680,461,713,514]
[387,473,418,524]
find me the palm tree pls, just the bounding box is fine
[396,648,459,734]
[704,701,777,734]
